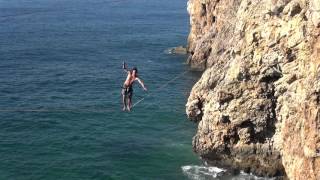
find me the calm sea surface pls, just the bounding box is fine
[0,0,272,179]
[0,0,201,179]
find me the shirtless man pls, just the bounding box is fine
[122,62,147,111]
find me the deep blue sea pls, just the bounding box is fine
[0,0,271,179]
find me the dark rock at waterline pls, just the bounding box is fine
[166,46,187,55]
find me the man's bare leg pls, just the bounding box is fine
[122,94,127,111]
[127,95,132,111]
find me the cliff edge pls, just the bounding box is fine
[186,0,320,179]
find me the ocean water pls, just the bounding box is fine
[0,0,273,179]
[0,0,201,179]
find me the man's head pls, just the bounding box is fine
[132,67,138,75]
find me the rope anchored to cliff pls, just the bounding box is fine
[132,70,188,108]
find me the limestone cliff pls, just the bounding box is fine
[186,0,320,179]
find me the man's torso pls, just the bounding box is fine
[124,72,136,87]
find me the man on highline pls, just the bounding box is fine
[121,61,147,111]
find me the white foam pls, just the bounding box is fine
[236,171,276,180]
[164,48,173,55]
[181,165,226,180]
[182,165,276,180]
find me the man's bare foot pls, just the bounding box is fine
[122,107,126,111]
[127,106,131,111]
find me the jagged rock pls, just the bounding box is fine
[186,0,320,179]
[310,0,320,27]
[186,98,203,122]
[283,1,302,17]
[166,46,188,55]
[217,91,234,104]
[237,127,252,144]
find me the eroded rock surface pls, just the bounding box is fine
[186,0,320,179]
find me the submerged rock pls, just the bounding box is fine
[186,0,320,179]
[166,46,188,55]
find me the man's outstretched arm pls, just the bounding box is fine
[136,78,147,91]
[123,61,129,73]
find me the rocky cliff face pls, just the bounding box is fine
[186,0,320,179]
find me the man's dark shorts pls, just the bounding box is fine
[122,86,133,98]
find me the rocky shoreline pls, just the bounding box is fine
[185,0,320,179]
